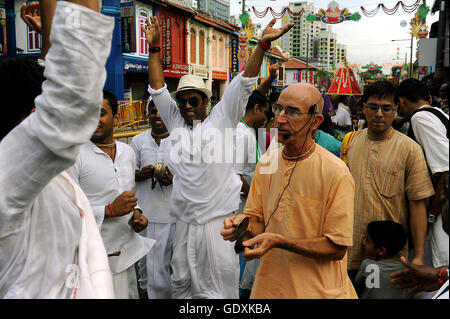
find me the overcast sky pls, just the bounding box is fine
[229,0,439,73]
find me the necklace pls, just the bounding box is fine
[367,127,392,141]
[95,142,115,148]
[151,131,169,140]
[282,142,315,161]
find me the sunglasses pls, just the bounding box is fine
[177,97,201,109]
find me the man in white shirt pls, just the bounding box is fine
[130,99,176,299]
[398,78,449,269]
[142,16,293,298]
[67,91,154,299]
[0,0,115,298]
[329,94,352,140]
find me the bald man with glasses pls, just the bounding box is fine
[221,83,358,298]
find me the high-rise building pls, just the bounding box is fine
[187,0,230,22]
[280,1,324,62]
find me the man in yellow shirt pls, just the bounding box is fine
[221,83,357,299]
[342,81,434,295]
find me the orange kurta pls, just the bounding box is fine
[245,144,357,299]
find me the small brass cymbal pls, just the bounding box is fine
[234,230,253,254]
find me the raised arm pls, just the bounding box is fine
[143,16,164,90]
[243,19,293,78]
[257,63,280,95]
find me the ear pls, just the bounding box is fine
[253,104,260,113]
[377,247,388,258]
[113,112,120,127]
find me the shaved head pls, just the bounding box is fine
[279,83,323,113]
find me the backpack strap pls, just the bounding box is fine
[341,131,356,165]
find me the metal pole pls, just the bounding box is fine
[306,33,309,83]
[409,32,413,78]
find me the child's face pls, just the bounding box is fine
[362,230,380,259]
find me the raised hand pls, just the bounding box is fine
[141,16,160,46]
[268,63,281,79]
[21,2,41,33]
[260,19,294,44]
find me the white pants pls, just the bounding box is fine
[171,215,240,299]
[112,266,139,299]
[138,222,176,299]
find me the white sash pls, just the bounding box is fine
[55,171,115,299]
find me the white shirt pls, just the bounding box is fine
[130,130,176,223]
[331,103,352,138]
[234,121,262,214]
[66,141,154,274]
[411,106,449,174]
[148,73,257,224]
[0,2,114,298]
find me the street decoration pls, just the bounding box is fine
[238,12,258,71]
[327,67,362,95]
[410,3,430,38]
[306,1,361,24]
[361,63,383,71]
[360,0,421,17]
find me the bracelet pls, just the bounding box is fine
[437,267,447,286]
[258,39,271,51]
[108,203,115,217]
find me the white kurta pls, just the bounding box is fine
[148,73,257,299]
[411,106,449,268]
[233,121,261,214]
[66,141,155,298]
[0,1,114,298]
[130,130,175,298]
[331,103,352,139]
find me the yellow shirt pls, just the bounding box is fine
[344,128,435,270]
[245,144,357,299]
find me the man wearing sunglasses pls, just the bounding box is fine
[342,81,434,296]
[142,16,293,299]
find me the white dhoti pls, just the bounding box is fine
[138,222,176,299]
[171,214,240,299]
[112,266,139,299]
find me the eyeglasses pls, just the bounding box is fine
[177,97,201,109]
[272,103,315,118]
[365,103,396,113]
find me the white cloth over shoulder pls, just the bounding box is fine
[0,1,114,298]
[54,172,114,299]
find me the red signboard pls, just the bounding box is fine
[212,71,227,80]
[160,17,172,69]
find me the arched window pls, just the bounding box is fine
[218,37,224,68]
[211,35,217,67]
[139,10,149,55]
[190,28,196,64]
[199,31,205,65]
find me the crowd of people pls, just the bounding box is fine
[0,0,448,300]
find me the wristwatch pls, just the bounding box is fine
[427,213,437,224]
[148,46,161,53]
